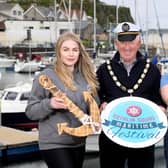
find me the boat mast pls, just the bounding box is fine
[93,0,96,55]
[153,0,166,57]
[145,0,148,57]
[134,0,137,23]
[54,0,58,41]
[116,0,118,24]
[68,0,72,32]
[61,0,72,32]
[79,0,84,36]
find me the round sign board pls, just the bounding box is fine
[101,96,168,148]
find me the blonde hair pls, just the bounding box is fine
[54,32,99,95]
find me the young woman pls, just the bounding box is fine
[25,32,99,168]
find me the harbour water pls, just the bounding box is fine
[0,69,34,90]
[0,69,166,168]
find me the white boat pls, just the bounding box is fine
[0,58,16,68]
[0,83,38,130]
[14,60,41,73]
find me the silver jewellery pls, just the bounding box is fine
[106,58,150,96]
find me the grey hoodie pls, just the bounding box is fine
[25,67,99,150]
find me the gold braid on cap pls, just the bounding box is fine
[39,75,101,137]
[118,31,140,35]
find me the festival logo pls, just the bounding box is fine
[101,97,168,148]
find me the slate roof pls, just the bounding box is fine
[0,3,15,11]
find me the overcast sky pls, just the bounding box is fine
[100,0,168,30]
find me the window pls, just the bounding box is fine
[13,10,16,15]
[18,11,22,16]
[40,27,50,30]
[20,92,30,101]
[4,92,17,100]
[60,29,68,34]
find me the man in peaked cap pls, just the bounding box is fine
[96,22,166,168]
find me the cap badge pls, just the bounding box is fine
[122,23,130,32]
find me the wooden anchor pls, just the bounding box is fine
[39,75,101,137]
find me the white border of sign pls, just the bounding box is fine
[101,97,168,148]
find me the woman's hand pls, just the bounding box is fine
[50,97,67,109]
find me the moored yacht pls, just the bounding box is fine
[0,83,38,130]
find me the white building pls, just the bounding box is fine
[4,20,79,46]
[0,3,92,47]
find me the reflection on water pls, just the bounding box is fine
[0,69,34,90]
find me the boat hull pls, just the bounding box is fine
[0,59,15,68]
[14,61,40,73]
[1,112,38,131]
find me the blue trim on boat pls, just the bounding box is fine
[6,144,39,156]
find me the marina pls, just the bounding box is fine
[0,70,166,167]
[0,0,167,166]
